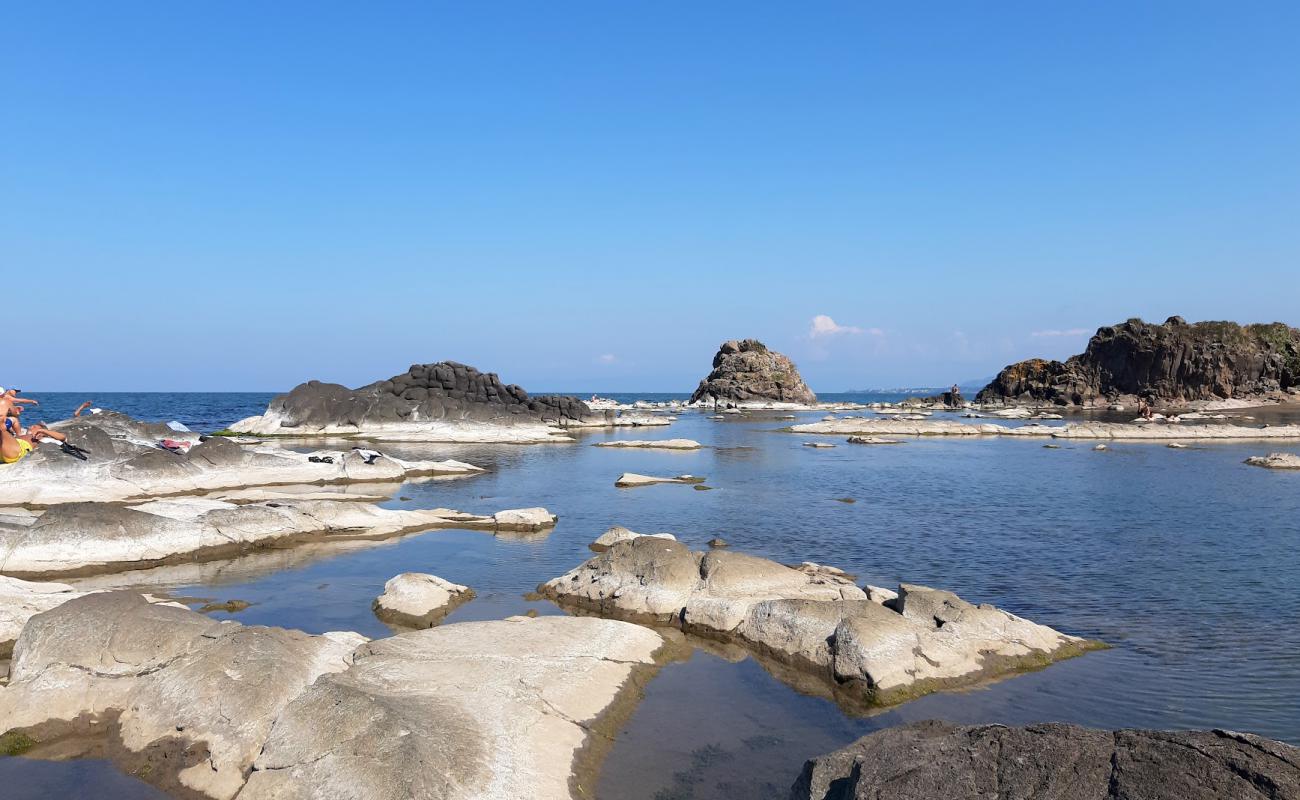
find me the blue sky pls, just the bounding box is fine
[4,2,1297,392]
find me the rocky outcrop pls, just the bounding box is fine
[0,593,666,800]
[539,538,1097,707]
[590,525,677,552]
[978,316,1300,406]
[1245,453,1300,469]
[0,412,482,506]
[0,498,555,578]
[689,339,817,406]
[372,573,473,628]
[0,575,88,656]
[789,720,1300,800]
[227,362,619,438]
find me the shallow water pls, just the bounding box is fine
[3,392,1300,799]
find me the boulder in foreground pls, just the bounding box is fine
[789,719,1300,800]
[689,339,817,406]
[0,592,666,800]
[539,538,1098,707]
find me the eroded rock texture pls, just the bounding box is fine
[978,317,1300,405]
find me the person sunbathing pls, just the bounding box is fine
[1,411,68,464]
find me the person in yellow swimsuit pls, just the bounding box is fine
[0,397,68,464]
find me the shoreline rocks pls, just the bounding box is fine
[0,498,556,578]
[0,413,484,507]
[0,593,666,800]
[793,418,1300,441]
[372,573,473,628]
[689,339,817,407]
[538,538,1098,708]
[977,316,1300,407]
[789,720,1300,800]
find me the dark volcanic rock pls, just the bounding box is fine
[258,362,600,429]
[977,316,1300,405]
[689,339,817,406]
[790,720,1300,800]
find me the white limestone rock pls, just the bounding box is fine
[540,539,1096,707]
[614,473,706,488]
[590,525,677,552]
[373,573,473,628]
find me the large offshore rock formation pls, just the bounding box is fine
[229,362,610,438]
[978,317,1300,406]
[789,720,1300,800]
[689,339,817,406]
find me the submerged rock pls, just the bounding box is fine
[594,438,702,450]
[789,720,1300,800]
[539,539,1097,707]
[0,593,666,800]
[373,573,473,628]
[689,339,817,406]
[590,525,677,552]
[0,413,483,506]
[1244,452,1300,469]
[614,473,706,488]
[0,498,554,578]
[845,436,903,445]
[977,316,1300,406]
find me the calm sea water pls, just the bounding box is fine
[3,392,1299,799]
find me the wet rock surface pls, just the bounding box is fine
[789,720,1300,800]
[977,316,1300,406]
[1245,452,1300,469]
[540,539,1097,707]
[690,339,817,406]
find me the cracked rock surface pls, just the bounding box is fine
[0,594,665,800]
[788,719,1300,800]
[540,538,1097,706]
[0,498,551,577]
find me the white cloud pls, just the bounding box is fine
[595,354,618,364]
[1031,328,1091,338]
[808,315,880,339]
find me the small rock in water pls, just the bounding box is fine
[1094,444,1108,451]
[198,599,252,614]
[1043,444,1061,449]
[707,537,729,548]
[803,442,836,448]
[693,484,714,491]
[834,497,856,504]
[1168,443,1188,449]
